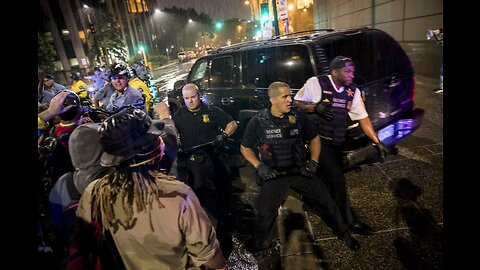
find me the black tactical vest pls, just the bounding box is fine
[256,109,301,169]
[316,75,355,145]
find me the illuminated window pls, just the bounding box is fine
[127,0,149,13]
[296,0,313,9]
[78,31,87,43]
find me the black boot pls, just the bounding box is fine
[350,220,374,236]
[339,233,360,251]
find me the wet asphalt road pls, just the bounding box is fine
[225,73,443,269]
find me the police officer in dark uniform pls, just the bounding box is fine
[173,83,237,255]
[241,81,359,252]
[294,56,390,236]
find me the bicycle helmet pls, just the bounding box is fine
[56,90,82,120]
[70,72,81,81]
[108,63,131,79]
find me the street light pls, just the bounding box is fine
[83,5,104,65]
[138,45,151,70]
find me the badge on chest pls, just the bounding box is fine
[202,114,210,123]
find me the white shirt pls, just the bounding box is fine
[294,75,369,121]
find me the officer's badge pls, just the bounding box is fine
[288,115,296,124]
[347,101,352,110]
[346,88,354,97]
[202,114,210,123]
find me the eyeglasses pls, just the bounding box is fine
[110,75,128,80]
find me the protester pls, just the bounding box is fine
[73,107,227,269]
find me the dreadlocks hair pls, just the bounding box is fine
[90,166,177,233]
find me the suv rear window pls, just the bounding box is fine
[241,44,313,89]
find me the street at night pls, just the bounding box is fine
[38,0,443,269]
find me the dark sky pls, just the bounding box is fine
[154,0,251,20]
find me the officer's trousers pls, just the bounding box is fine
[178,152,232,224]
[254,173,349,248]
[317,138,356,224]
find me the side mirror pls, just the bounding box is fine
[173,79,186,91]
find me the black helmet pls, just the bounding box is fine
[58,90,81,108]
[55,90,81,121]
[108,63,131,79]
[70,72,81,81]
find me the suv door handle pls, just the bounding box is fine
[221,97,234,105]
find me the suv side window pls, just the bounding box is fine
[241,45,313,89]
[210,56,233,88]
[189,59,208,89]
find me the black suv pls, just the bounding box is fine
[169,27,423,167]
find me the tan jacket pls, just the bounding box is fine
[77,176,220,270]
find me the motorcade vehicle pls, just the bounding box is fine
[169,27,423,168]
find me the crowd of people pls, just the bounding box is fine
[38,56,389,269]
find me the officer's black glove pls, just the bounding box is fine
[372,141,389,160]
[299,160,318,178]
[212,133,228,147]
[257,163,278,182]
[314,101,334,121]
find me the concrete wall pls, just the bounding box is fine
[312,0,443,78]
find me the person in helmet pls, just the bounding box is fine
[70,72,88,99]
[72,107,226,270]
[48,91,84,181]
[128,68,154,116]
[133,61,151,83]
[105,63,145,113]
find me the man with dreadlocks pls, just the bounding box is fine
[73,105,227,269]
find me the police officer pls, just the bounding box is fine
[294,56,389,236]
[173,83,237,255]
[241,81,359,252]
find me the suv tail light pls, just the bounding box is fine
[412,74,416,102]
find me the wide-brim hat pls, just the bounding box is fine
[99,107,166,167]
